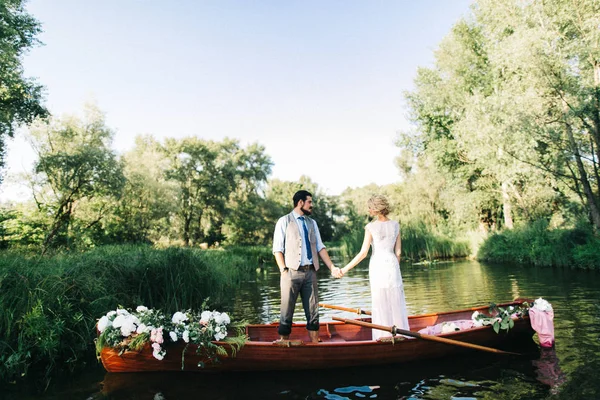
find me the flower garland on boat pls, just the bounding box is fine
[470,298,552,334]
[471,302,530,334]
[95,305,246,367]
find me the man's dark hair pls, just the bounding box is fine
[293,190,312,207]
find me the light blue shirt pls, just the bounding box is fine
[272,211,326,265]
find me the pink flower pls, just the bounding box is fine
[151,343,165,360]
[151,327,164,344]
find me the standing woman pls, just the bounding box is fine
[340,195,410,340]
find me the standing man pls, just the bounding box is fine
[272,190,342,343]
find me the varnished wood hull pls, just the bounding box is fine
[100,300,535,373]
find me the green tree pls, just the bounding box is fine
[222,143,273,245]
[102,135,177,244]
[27,105,125,251]
[164,137,272,246]
[473,0,600,229]
[265,176,340,242]
[401,0,600,232]
[0,0,48,172]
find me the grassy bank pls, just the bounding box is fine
[337,221,471,262]
[477,220,600,269]
[0,245,262,386]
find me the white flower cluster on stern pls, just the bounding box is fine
[533,297,553,312]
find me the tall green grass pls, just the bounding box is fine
[338,220,471,262]
[477,219,600,268]
[222,245,272,268]
[0,245,258,386]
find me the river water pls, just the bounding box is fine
[10,260,600,399]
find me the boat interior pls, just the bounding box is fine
[244,306,489,344]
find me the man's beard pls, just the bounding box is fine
[301,206,312,216]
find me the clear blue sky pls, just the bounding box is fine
[3,0,472,200]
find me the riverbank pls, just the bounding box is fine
[0,245,270,388]
[477,221,600,269]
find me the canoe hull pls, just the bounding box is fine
[100,301,535,373]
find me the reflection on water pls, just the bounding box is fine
[8,260,600,399]
[532,348,566,395]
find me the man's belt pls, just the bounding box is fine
[297,264,313,272]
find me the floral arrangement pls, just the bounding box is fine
[471,302,530,334]
[95,305,246,368]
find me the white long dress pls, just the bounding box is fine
[366,220,410,340]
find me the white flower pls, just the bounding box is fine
[120,318,138,337]
[533,298,553,312]
[441,322,459,334]
[169,331,178,342]
[473,319,483,327]
[136,323,148,334]
[106,311,117,318]
[182,330,190,343]
[97,316,111,333]
[200,311,212,324]
[221,312,230,325]
[172,311,189,325]
[214,330,226,341]
[214,311,230,325]
[136,305,149,313]
[471,311,480,320]
[116,308,130,316]
[112,315,126,328]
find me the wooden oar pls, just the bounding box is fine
[332,316,520,356]
[319,303,372,315]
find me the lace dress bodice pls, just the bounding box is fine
[368,220,399,257]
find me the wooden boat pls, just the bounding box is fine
[100,300,535,373]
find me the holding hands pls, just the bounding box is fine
[330,265,344,279]
[331,265,351,279]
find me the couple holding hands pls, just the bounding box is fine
[272,190,409,343]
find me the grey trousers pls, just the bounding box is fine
[278,267,319,335]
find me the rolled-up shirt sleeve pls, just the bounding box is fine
[272,217,286,254]
[312,219,326,252]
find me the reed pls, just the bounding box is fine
[477,219,599,269]
[337,220,470,262]
[222,245,272,268]
[0,245,257,386]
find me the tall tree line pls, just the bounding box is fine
[399,0,600,233]
[0,105,348,250]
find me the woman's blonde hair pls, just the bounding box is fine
[367,195,391,216]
